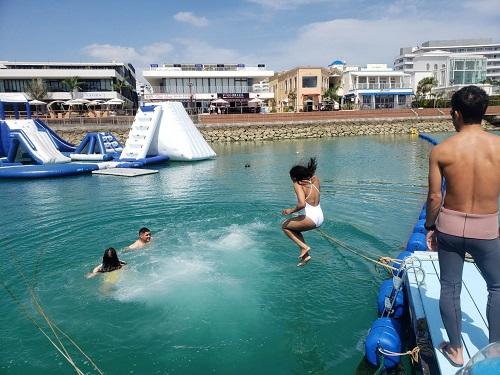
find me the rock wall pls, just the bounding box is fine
[50,118,496,145]
[197,118,456,143]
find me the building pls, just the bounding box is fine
[142,63,274,113]
[271,67,330,112]
[394,39,500,83]
[339,64,412,109]
[0,61,137,107]
[411,51,491,97]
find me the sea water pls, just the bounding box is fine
[0,133,462,374]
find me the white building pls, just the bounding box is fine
[412,51,492,96]
[142,63,274,113]
[0,61,137,106]
[339,64,413,109]
[394,39,500,82]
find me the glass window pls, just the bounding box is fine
[453,71,464,84]
[434,64,438,70]
[466,60,475,70]
[302,76,317,88]
[455,60,464,70]
[426,63,430,71]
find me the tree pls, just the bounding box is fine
[287,89,297,111]
[113,79,131,96]
[323,83,341,103]
[25,79,48,101]
[61,77,82,99]
[416,77,438,99]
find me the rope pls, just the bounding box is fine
[379,346,420,364]
[373,350,385,375]
[317,229,398,272]
[3,250,105,374]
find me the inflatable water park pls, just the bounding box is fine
[363,133,499,375]
[0,93,216,179]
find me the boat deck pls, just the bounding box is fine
[405,251,489,375]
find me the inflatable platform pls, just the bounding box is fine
[0,94,215,179]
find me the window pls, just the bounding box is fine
[426,63,430,71]
[434,64,438,70]
[302,76,317,88]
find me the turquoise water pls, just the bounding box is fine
[0,133,453,374]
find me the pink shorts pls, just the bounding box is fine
[436,207,499,240]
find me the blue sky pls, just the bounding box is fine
[1,0,499,81]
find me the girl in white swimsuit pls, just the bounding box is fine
[282,157,324,266]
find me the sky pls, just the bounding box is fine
[1,0,499,82]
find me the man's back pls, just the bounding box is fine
[434,128,500,214]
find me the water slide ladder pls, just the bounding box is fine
[120,105,162,160]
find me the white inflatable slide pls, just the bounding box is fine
[5,119,70,164]
[149,102,216,161]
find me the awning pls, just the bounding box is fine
[0,93,28,103]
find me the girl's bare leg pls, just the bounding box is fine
[282,216,316,257]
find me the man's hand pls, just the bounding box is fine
[282,208,293,215]
[426,230,437,251]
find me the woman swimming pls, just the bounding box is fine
[282,157,324,266]
[87,247,127,278]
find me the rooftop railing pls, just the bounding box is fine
[147,85,273,94]
[352,83,412,90]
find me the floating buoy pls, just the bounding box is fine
[412,219,427,234]
[410,128,419,135]
[377,279,405,318]
[365,317,402,368]
[406,232,427,252]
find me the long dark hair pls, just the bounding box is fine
[101,247,122,272]
[289,157,317,182]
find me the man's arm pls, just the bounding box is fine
[425,147,443,229]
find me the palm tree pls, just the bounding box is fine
[416,77,438,99]
[25,79,48,101]
[61,77,82,99]
[288,89,297,111]
[113,80,131,96]
[323,83,341,103]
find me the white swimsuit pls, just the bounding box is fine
[303,181,324,228]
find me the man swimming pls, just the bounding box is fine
[128,227,152,250]
[425,85,500,367]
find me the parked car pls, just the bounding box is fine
[320,100,340,111]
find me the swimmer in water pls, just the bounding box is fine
[87,247,126,278]
[128,227,152,250]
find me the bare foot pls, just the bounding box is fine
[439,342,464,367]
[298,246,311,259]
[297,255,312,267]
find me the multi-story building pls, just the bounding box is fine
[412,51,491,96]
[271,67,330,112]
[0,61,137,106]
[339,64,412,109]
[142,63,274,113]
[394,39,500,82]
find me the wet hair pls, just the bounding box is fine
[289,157,317,182]
[139,227,150,235]
[451,85,489,124]
[101,247,122,273]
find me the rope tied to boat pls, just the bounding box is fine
[378,346,421,365]
[317,229,399,272]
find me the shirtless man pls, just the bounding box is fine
[425,85,500,367]
[128,227,152,250]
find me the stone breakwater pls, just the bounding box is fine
[50,117,496,145]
